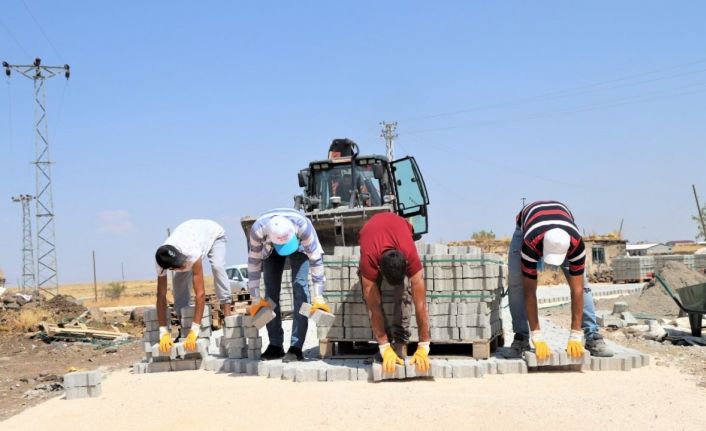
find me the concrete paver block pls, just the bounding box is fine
[65,386,88,400]
[224,315,244,328]
[225,327,245,339]
[248,337,262,349]
[86,370,102,386]
[253,307,276,329]
[87,384,102,398]
[63,372,88,388]
[245,326,259,338]
[295,367,319,382]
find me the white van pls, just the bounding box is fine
[225,264,248,291]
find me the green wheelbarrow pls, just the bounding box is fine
[654,274,706,337]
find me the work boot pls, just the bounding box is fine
[282,346,303,363]
[507,333,530,358]
[261,345,285,360]
[585,332,613,357]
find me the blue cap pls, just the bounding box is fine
[273,235,300,256]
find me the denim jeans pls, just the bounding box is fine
[507,227,599,338]
[263,251,311,349]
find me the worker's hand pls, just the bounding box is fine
[249,298,271,317]
[531,330,551,361]
[409,342,431,372]
[379,343,403,374]
[158,327,173,353]
[309,297,331,315]
[184,323,199,352]
[566,329,585,358]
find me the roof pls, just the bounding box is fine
[626,243,665,251]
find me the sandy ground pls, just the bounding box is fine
[2,365,705,431]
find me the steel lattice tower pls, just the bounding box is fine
[380,121,398,162]
[11,194,36,291]
[3,59,70,293]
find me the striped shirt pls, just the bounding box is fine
[247,208,326,297]
[516,200,586,280]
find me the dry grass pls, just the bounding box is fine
[0,308,52,333]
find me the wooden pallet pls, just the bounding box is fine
[319,333,504,360]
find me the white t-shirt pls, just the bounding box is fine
[156,219,225,277]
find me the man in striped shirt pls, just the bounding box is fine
[507,200,613,359]
[247,208,330,362]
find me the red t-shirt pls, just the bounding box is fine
[358,212,423,281]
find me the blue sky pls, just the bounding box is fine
[1,1,705,285]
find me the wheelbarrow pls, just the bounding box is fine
[654,274,706,337]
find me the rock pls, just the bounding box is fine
[130,307,147,323]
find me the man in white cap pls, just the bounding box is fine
[247,208,329,362]
[154,219,232,353]
[506,200,613,360]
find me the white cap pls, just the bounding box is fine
[542,228,570,266]
[266,216,299,256]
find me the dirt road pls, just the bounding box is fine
[2,365,705,431]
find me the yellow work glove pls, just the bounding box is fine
[409,341,431,372]
[184,323,199,352]
[531,330,551,361]
[379,343,403,374]
[249,298,271,317]
[158,327,173,353]
[566,329,585,358]
[309,297,331,315]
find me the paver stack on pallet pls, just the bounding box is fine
[316,243,506,359]
[255,270,295,314]
[133,306,209,373]
[654,254,695,271]
[612,256,655,282]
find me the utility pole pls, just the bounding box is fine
[11,194,36,291]
[3,58,70,294]
[521,197,527,208]
[693,184,706,240]
[92,250,97,302]
[380,121,398,162]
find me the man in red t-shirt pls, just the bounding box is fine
[358,212,431,374]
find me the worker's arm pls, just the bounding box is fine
[523,276,539,331]
[362,275,403,373]
[524,275,550,360]
[361,276,387,345]
[156,274,173,353]
[191,258,206,326]
[409,270,430,342]
[183,259,205,351]
[409,270,431,371]
[156,275,168,326]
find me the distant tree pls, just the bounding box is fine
[693,206,706,240]
[471,230,496,241]
[103,282,127,300]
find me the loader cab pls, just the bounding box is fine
[296,151,430,237]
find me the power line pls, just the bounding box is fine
[405,81,706,135]
[0,17,31,58]
[21,0,64,63]
[403,58,706,122]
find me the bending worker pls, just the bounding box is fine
[358,212,431,373]
[154,219,232,353]
[507,200,613,359]
[247,208,330,362]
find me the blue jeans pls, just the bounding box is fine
[507,227,599,338]
[263,251,311,349]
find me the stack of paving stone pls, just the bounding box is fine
[254,269,294,314]
[317,243,505,344]
[142,306,169,348]
[654,254,695,271]
[63,370,102,400]
[694,254,706,272]
[612,256,655,282]
[180,305,212,340]
[219,314,262,360]
[133,306,209,374]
